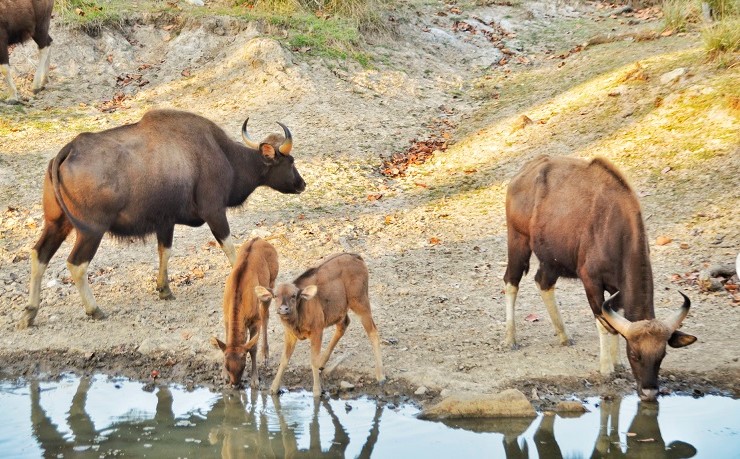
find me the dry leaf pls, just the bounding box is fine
[656,236,672,246]
[367,193,383,201]
[181,331,193,340]
[429,237,441,245]
[525,313,540,322]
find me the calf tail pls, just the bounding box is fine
[51,144,94,234]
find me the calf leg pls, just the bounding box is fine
[156,227,175,300]
[503,229,531,350]
[270,330,298,395]
[310,332,324,398]
[259,299,270,364]
[319,316,348,371]
[18,218,73,329]
[67,231,106,320]
[248,324,260,389]
[358,313,386,383]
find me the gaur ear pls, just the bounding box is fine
[241,334,260,352]
[210,336,226,352]
[668,330,697,348]
[259,143,276,160]
[255,286,274,303]
[301,285,318,301]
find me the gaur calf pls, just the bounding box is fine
[211,237,277,388]
[256,253,386,397]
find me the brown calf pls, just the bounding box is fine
[256,253,385,397]
[211,238,278,388]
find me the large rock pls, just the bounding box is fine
[419,389,536,420]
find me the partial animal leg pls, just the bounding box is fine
[357,312,386,383]
[310,331,324,398]
[535,263,571,346]
[319,316,348,371]
[67,231,106,320]
[18,217,72,329]
[596,319,619,376]
[156,227,175,300]
[503,229,531,350]
[270,330,298,395]
[1,63,20,104]
[248,324,260,389]
[32,45,51,94]
[538,287,572,346]
[259,299,270,364]
[205,213,236,266]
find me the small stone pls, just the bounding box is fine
[656,236,672,246]
[415,386,428,396]
[555,400,588,413]
[660,68,686,85]
[339,381,355,391]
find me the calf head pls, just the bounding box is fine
[601,292,696,402]
[256,284,317,319]
[210,334,259,387]
[241,119,306,194]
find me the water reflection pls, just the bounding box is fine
[0,375,737,458]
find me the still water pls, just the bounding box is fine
[0,374,738,458]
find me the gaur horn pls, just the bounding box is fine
[277,122,293,155]
[664,291,691,332]
[241,118,260,150]
[601,291,634,338]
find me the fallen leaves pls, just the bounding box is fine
[656,236,672,246]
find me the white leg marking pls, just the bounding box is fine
[28,250,48,309]
[220,235,237,267]
[1,64,20,102]
[32,45,51,93]
[67,261,105,318]
[540,287,571,345]
[156,245,173,298]
[596,319,615,375]
[504,283,518,348]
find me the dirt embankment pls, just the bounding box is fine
[1,1,738,407]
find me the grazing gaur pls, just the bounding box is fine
[503,155,696,401]
[1,0,54,104]
[256,253,385,397]
[210,237,278,388]
[20,109,305,329]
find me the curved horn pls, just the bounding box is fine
[664,291,691,332]
[277,122,293,155]
[241,118,260,150]
[600,291,634,338]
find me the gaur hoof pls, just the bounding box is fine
[5,98,21,106]
[16,307,38,330]
[561,338,575,346]
[378,377,387,387]
[158,287,175,300]
[507,342,520,351]
[32,86,45,95]
[88,308,107,320]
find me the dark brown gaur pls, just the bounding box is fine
[256,253,386,397]
[20,109,305,329]
[503,155,696,401]
[1,0,54,103]
[210,237,278,388]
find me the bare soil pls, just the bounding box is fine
[1,1,738,409]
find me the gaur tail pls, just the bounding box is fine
[51,144,95,234]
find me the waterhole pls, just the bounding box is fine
[0,375,737,458]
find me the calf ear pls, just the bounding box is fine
[668,330,697,348]
[259,143,276,161]
[241,334,260,352]
[301,285,318,301]
[255,286,274,302]
[210,336,227,352]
